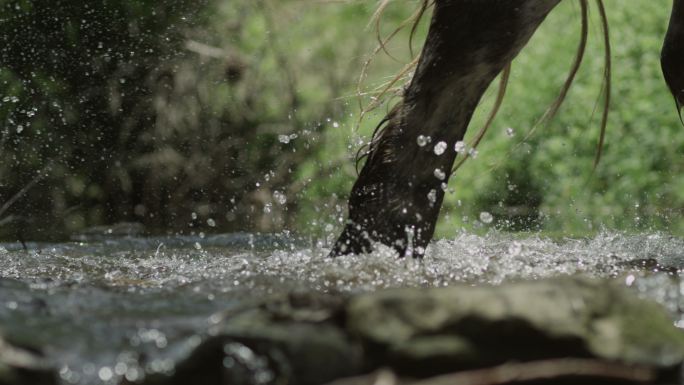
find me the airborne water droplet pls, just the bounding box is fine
[433,141,447,155]
[479,211,493,224]
[427,189,437,204]
[433,168,446,180]
[454,141,466,153]
[273,191,287,205]
[508,241,522,256]
[417,135,430,147]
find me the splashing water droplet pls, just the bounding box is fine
[508,241,522,256]
[433,168,446,180]
[625,274,636,286]
[278,135,291,144]
[454,141,466,153]
[468,148,478,159]
[417,135,430,147]
[98,367,113,381]
[433,141,447,155]
[479,211,493,224]
[506,127,515,137]
[273,191,287,205]
[427,189,437,204]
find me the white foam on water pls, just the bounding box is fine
[2,231,684,293]
[2,231,684,385]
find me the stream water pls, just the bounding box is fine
[1,231,684,384]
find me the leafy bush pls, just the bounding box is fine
[1,0,681,241]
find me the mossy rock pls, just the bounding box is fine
[346,276,684,376]
[0,334,55,385]
[145,277,684,384]
[141,291,362,385]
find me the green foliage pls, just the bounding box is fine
[0,0,681,240]
[0,0,207,238]
[438,1,683,237]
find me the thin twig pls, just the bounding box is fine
[0,167,48,219]
[413,359,655,385]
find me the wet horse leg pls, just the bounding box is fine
[331,0,561,257]
[662,0,684,112]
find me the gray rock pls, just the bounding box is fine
[141,292,363,385]
[145,277,684,385]
[0,334,55,385]
[347,276,684,376]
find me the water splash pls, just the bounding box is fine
[416,135,430,147]
[433,141,447,155]
[479,211,494,224]
[1,231,684,384]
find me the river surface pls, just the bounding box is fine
[1,231,684,384]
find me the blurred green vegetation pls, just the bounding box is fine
[0,0,682,241]
[441,0,684,238]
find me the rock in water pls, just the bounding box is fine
[346,276,684,377]
[0,334,56,385]
[142,277,684,385]
[140,292,363,385]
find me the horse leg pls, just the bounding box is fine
[331,0,561,257]
[662,0,684,113]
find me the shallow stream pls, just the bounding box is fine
[1,231,684,384]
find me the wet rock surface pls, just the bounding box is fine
[140,292,361,385]
[0,334,55,385]
[139,277,684,385]
[347,277,684,379]
[4,232,684,385]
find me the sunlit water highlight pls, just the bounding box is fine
[1,231,684,384]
